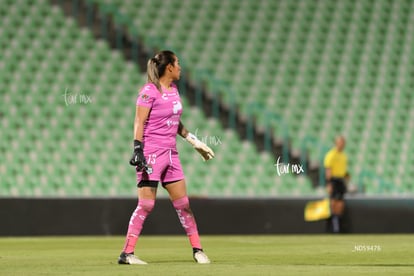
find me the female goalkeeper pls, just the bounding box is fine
[118,50,214,265]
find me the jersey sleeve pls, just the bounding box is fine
[136,83,158,107]
[324,150,333,169]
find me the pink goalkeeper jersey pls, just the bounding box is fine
[136,82,182,149]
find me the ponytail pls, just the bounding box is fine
[147,58,161,92]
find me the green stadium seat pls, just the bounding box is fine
[3,0,413,196]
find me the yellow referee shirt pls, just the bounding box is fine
[324,148,347,178]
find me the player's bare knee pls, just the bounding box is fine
[333,201,345,215]
[338,202,345,214]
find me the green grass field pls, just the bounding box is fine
[1,235,413,275]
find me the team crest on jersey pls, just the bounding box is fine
[141,94,150,102]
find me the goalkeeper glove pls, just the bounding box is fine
[185,133,215,161]
[129,140,147,171]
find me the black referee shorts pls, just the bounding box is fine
[329,177,347,200]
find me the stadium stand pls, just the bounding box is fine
[1,0,142,197]
[0,0,314,197]
[89,0,414,194]
[1,0,413,196]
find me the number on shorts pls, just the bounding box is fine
[147,154,156,164]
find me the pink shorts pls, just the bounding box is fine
[136,146,185,184]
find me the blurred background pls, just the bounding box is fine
[1,0,414,234]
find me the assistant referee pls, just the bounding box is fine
[324,135,348,233]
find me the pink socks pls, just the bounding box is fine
[172,196,202,249]
[122,196,202,254]
[122,199,155,254]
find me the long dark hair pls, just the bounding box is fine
[147,50,176,92]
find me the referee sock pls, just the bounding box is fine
[172,196,202,249]
[122,199,155,254]
[332,215,340,233]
